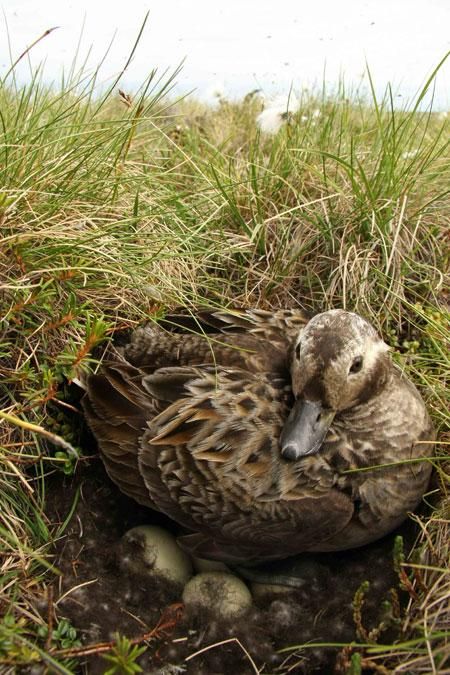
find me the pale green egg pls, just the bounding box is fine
[182,572,252,618]
[123,525,193,585]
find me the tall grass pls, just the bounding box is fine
[0,31,448,672]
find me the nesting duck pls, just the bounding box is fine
[82,309,434,565]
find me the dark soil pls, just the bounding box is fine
[45,457,416,674]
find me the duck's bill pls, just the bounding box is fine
[280,399,335,461]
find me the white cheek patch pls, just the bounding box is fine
[363,339,390,371]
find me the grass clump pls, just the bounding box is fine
[0,29,448,673]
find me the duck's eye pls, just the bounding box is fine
[295,342,301,360]
[349,356,363,374]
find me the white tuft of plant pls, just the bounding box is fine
[256,91,300,134]
[203,82,227,108]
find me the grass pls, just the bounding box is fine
[0,29,449,672]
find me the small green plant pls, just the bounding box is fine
[0,614,77,672]
[102,634,147,675]
[37,618,82,650]
[0,614,34,662]
[346,652,362,675]
[52,450,77,475]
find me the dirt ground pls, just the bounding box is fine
[40,451,420,675]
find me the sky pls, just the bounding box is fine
[1,0,449,109]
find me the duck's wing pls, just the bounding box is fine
[82,308,302,509]
[137,365,354,564]
[82,358,158,508]
[122,307,310,375]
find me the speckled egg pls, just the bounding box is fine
[182,572,252,618]
[122,525,193,585]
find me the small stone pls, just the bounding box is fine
[182,572,252,618]
[122,525,193,585]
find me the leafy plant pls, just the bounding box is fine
[37,618,82,650]
[102,634,147,675]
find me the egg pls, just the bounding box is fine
[122,525,193,585]
[182,572,252,618]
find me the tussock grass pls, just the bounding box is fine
[0,32,448,672]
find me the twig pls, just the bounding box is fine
[361,658,391,674]
[51,603,183,659]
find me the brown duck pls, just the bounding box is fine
[82,308,434,565]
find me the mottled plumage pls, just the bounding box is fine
[82,308,434,565]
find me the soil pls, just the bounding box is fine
[41,453,418,675]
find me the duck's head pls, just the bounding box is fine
[281,310,391,461]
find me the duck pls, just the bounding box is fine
[82,308,434,566]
